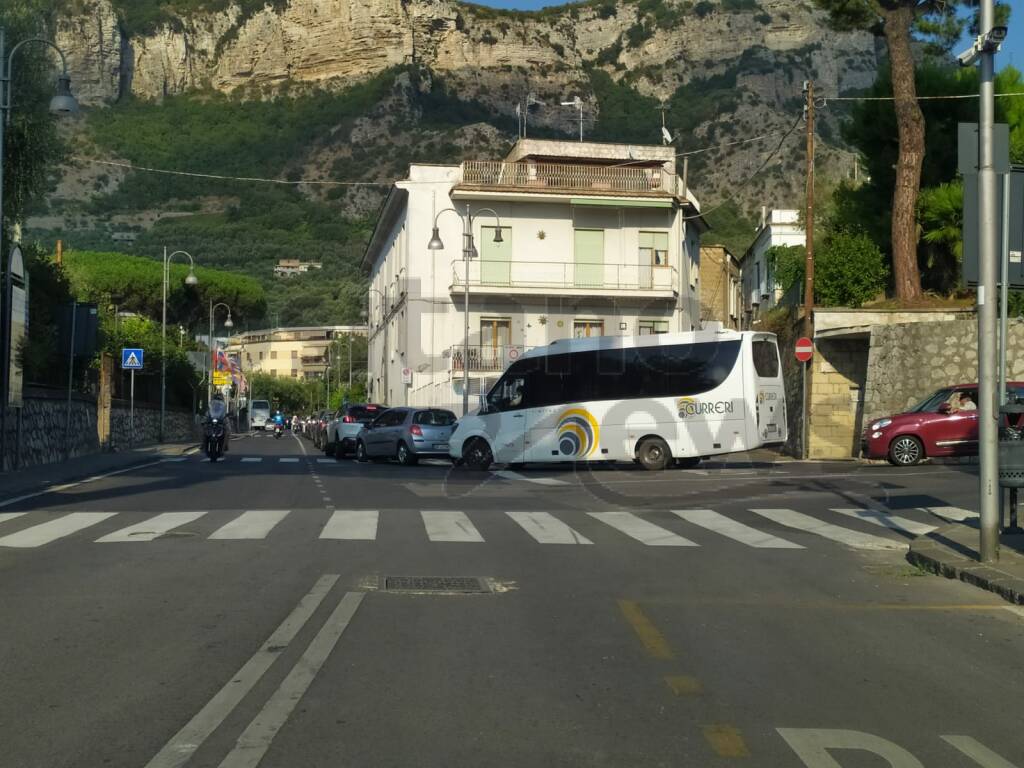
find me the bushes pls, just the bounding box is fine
[767,231,888,308]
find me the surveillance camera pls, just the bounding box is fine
[957,44,979,67]
[981,25,1008,52]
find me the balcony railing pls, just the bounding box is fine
[459,161,678,196]
[451,260,678,293]
[451,345,528,372]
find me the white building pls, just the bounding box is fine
[225,325,367,380]
[739,208,805,320]
[362,138,708,410]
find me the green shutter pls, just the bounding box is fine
[480,227,511,285]
[574,229,604,288]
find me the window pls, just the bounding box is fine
[640,231,669,267]
[638,320,669,335]
[414,409,457,426]
[271,351,278,360]
[573,320,604,338]
[291,350,298,359]
[259,351,265,361]
[480,318,511,348]
[751,339,780,377]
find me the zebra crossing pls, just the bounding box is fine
[0,505,974,552]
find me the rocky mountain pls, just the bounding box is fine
[27,0,883,325]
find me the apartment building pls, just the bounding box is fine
[699,245,741,330]
[362,138,708,410]
[739,208,805,321]
[225,325,366,380]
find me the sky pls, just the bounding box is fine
[471,0,1024,71]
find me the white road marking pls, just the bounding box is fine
[0,512,118,548]
[320,510,379,540]
[830,508,937,536]
[0,512,27,525]
[143,575,340,768]
[240,457,263,463]
[0,460,164,509]
[750,508,906,550]
[940,736,1018,768]
[779,728,924,768]
[421,510,485,542]
[1002,606,1024,621]
[588,511,697,546]
[217,592,364,768]
[923,506,979,522]
[673,509,803,549]
[209,510,290,540]
[278,457,300,463]
[316,458,335,464]
[506,511,593,544]
[97,512,207,542]
[495,470,568,486]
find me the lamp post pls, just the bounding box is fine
[208,301,233,410]
[0,28,78,469]
[161,248,198,442]
[427,206,503,416]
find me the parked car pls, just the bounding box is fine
[862,382,1024,465]
[312,410,332,449]
[324,403,385,457]
[355,407,458,465]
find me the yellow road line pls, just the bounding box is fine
[664,675,703,695]
[617,599,674,660]
[703,724,750,758]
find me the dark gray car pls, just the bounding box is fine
[355,407,458,465]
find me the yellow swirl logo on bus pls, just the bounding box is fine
[557,408,600,457]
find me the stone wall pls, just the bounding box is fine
[864,318,1024,424]
[807,337,869,460]
[109,402,199,451]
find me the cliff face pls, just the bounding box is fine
[55,0,878,110]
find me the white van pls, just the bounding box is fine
[449,330,786,471]
[249,399,271,430]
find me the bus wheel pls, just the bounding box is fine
[675,456,701,469]
[463,438,493,471]
[636,437,671,471]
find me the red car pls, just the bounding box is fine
[862,382,1024,466]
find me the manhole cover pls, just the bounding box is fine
[384,576,490,594]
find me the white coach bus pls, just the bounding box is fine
[449,330,786,471]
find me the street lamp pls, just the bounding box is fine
[428,206,502,416]
[161,248,198,442]
[208,301,233,410]
[0,28,78,467]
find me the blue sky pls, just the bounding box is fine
[471,0,1023,71]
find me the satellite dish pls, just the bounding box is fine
[661,126,674,145]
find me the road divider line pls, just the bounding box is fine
[279,458,300,464]
[240,457,263,464]
[750,508,907,550]
[617,599,673,660]
[673,509,803,549]
[217,592,365,768]
[494,470,568,486]
[0,512,118,548]
[143,574,340,768]
[421,510,485,542]
[209,510,290,540]
[507,511,593,544]
[97,511,207,542]
[830,508,937,536]
[588,511,697,546]
[703,724,750,758]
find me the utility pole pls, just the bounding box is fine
[802,79,815,337]
[977,0,1000,562]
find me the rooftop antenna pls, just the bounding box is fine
[560,95,584,142]
[658,100,676,145]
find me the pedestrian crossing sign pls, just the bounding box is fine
[121,348,144,369]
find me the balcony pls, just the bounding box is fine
[456,161,679,198]
[451,345,528,373]
[450,260,678,300]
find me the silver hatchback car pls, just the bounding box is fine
[355,407,458,465]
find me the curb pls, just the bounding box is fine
[907,529,1024,606]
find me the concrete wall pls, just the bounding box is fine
[808,337,869,460]
[699,246,740,329]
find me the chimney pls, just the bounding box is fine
[56,239,63,264]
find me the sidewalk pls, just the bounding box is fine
[0,442,198,503]
[908,525,1024,605]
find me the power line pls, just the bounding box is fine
[823,91,1024,102]
[83,159,395,186]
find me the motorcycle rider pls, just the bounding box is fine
[272,409,285,436]
[206,393,231,453]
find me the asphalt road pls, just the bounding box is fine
[1,432,1021,768]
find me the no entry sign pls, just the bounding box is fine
[795,337,814,363]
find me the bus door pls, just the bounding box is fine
[485,368,527,463]
[525,405,566,462]
[751,337,785,444]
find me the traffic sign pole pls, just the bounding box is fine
[794,337,814,459]
[130,368,135,447]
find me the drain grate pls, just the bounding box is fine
[384,576,490,594]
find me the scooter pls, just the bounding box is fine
[273,423,284,439]
[205,419,226,462]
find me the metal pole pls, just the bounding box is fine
[64,301,76,458]
[978,0,1000,562]
[0,29,8,473]
[348,333,353,391]
[999,173,1011,406]
[160,247,167,442]
[802,361,808,460]
[803,79,815,338]
[207,298,213,410]
[463,212,471,416]
[130,368,135,447]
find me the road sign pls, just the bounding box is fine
[401,367,412,384]
[795,337,814,363]
[508,347,520,360]
[121,348,144,369]
[212,371,230,386]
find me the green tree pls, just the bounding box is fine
[19,243,73,386]
[917,180,963,293]
[247,372,318,413]
[812,0,1009,303]
[1,0,66,251]
[767,232,888,307]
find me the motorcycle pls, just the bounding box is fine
[273,422,284,439]
[205,418,226,461]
